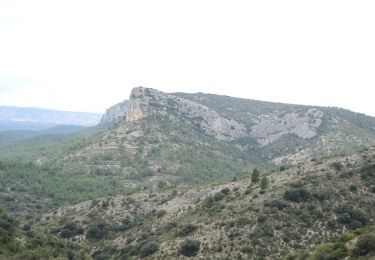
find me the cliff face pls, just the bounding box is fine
[100,100,129,125]
[127,87,247,140]
[126,87,326,143]
[250,108,323,146]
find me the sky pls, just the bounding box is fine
[0,0,374,116]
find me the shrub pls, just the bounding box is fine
[352,234,375,256]
[335,205,369,229]
[260,176,268,190]
[349,185,357,192]
[283,252,301,260]
[59,222,84,238]
[177,223,198,237]
[86,223,109,240]
[204,196,215,208]
[284,188,310,202]
[360,164,375,181]
[309,242,347,260]
[221,187,230,195]
[251,168,260,183]
[213,192,226,201]
[237,216,251,226]
[337,213,352,224]
[139,241,160,257]
[155,209,166,218]
[179,239,201,257]
[252,225,274,238]
[331,162,343,171]
[313,192,330,201]
[257,214,267,223]
[264,199,288,210]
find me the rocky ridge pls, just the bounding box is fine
[126,87,325,143]
[127,87,247,140]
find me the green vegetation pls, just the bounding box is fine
[0,207,85,259]
[287,227,375,259]
[179,239,201,257]
[353,233,375,256]
[0,160,133,217]
[139,241,160,257]
[86,222,110,240]
[260,176,268,190]
[177,223,198,237]
[251,168,260,183]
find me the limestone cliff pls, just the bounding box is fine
[250,108,323,146]
[127,87,247,140]
[100,100,129,125]
[125,87,325,143]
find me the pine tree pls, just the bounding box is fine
[251,168,260,183]
[260,176,268,190]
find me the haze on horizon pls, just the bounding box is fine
[0,1,374,116]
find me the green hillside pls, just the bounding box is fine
[29,147,375,259]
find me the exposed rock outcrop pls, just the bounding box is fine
[100,100,129,125]
[250,108,323,146]
[127,87,247,140]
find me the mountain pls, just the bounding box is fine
[54,87,375,187]
[0,106,102,130]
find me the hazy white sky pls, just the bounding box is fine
[0,0,374,116]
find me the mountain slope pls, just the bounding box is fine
[174,91,375,163]
[35,147,375,259]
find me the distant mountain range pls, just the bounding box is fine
[0,106,102,130]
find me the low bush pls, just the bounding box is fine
[309,242,347,260]
[177,223,198,237]
[139,240,160,257]
[179,239,201,257]
[352,234,375,256]
[264,199,288,210]
[86,223,110,240]
[284,188,310,202]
